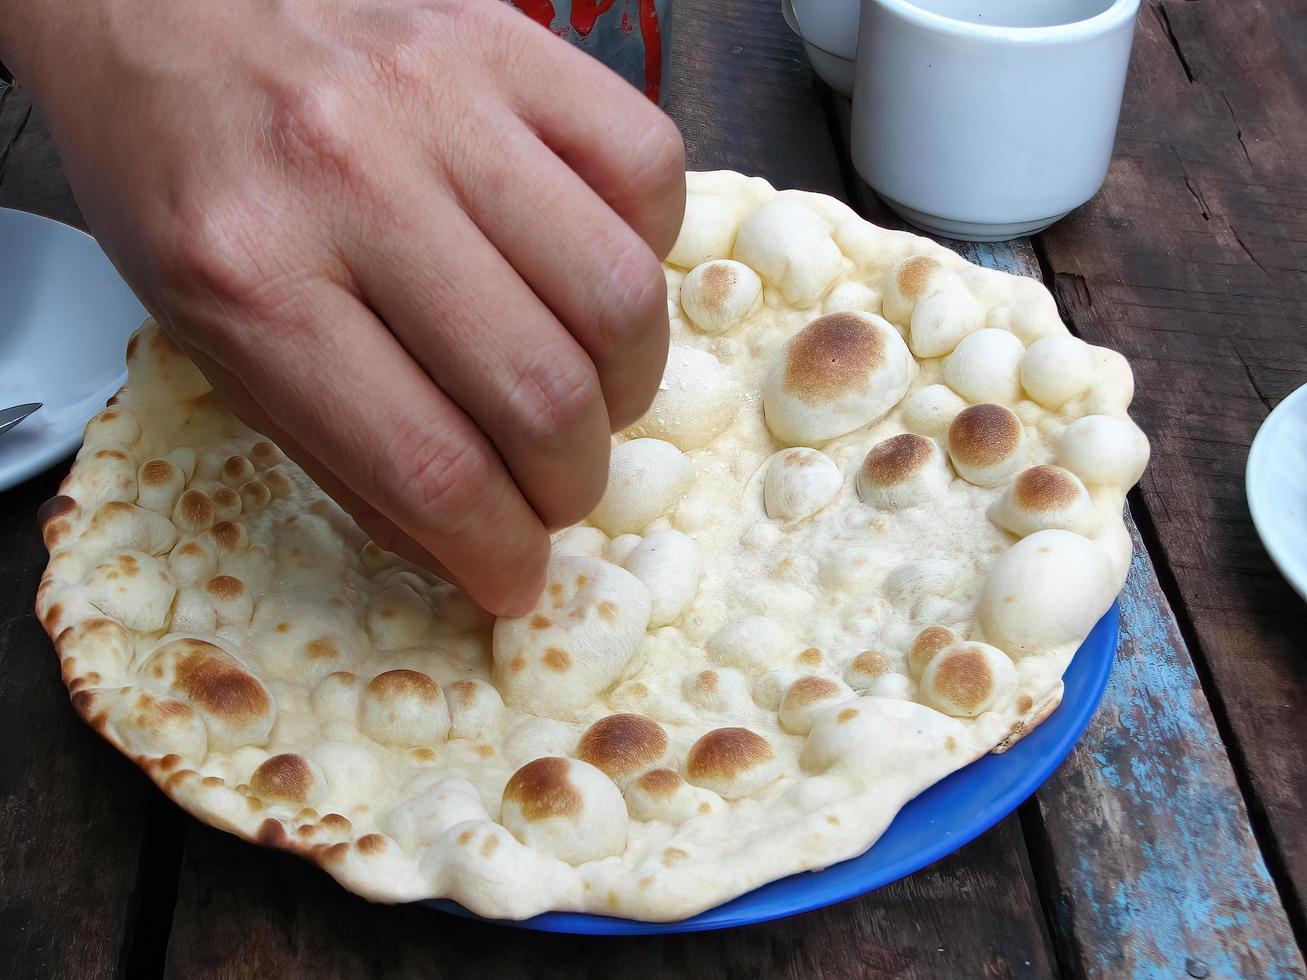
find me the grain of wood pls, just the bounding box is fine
[0,85,83,227]
[0,470,154,979]
[831,83,1303,976]
[1027,519,1303,978]
[161,0,1058,975]
[1035,0,1307,936]
[166,818,1053,980]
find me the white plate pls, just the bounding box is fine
[1246,381,1307,601]
[0,208,147,492]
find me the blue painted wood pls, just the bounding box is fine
[831,92,1303,975]
[1027,517,1304,978]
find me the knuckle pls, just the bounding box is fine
[363,10,438,101]
[634,113,686,185]
[595,238,668,357]
[389,421,492,536]
[266,83,357,186]
[166,202,270,310]
[505,351,603,447]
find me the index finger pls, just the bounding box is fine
[176,281,550,617]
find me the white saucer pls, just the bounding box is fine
[0,208,147,492]
[1246,381,1307,602]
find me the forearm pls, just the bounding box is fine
[0,0,107,101]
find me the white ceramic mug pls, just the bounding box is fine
[850,0,1139,241]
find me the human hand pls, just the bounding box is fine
[2,0,685,615]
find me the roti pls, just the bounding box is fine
[36,171,1148,921]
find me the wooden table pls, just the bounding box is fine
[3,0,1306,975]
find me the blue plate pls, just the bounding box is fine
[428,602,1119,934]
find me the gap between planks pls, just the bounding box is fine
[825,87,1304,977]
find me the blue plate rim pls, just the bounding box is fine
[425,601,1119,934]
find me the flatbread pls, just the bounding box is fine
[36,171,1148,921]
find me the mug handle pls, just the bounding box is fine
[779,0,846,59]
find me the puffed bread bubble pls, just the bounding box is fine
[307,740,391,803]
[589,438,694,536]
[983,274,1063,344]
[624,768,724,823]
[603,533,643,566]
[310,671,363,724]
[162,446,196,483]
[1020,335,1094,409]
[763,312,914,446]
[901,384,968,441]
[868,672,913,700]
[824,280,882,315]
[948,404,1026,487]
[82,407,140,451]
[883,255,985,357]
[817,545,885,593]
[734,199,843,307]
[551,526,608,559]
[881,254,938,325]
[679,260,763,335]
[211,487,242,522]
[979,530,1116,657]
[988,465,1093,537]
[884,559,968,624]
[907,626,960,679]
[856,433,951,510]
[221,455,256,489]
[443,678,504,741]
[843,648,898,692]
[136,458,185,513]
[84,550,176,632]
[102,688,208,764]
[943,329,1026,404]
[250,753,326,806]
[501,757,628,865]
[78,500,177,559]
[205,573,255,625]
[67,446,137,511]
[172,488,215,535]
[502,715,578,769]
[1082,347,1136,415]
[379,777,489,851]
[779,675,855,735]
[763,448,843,523]
[238,480,272,513]
[358,669,450,747]
[800,696,965,778]
[707,616,793,674]
[667,193,745,269]
[492,555,652,717]
[170,588,216,633]
[365,581,433,650]
[623,529,703,626]
[685,727,780,799]
[576,713,669,787]
[141,638,276,750]
[1055,415,1149,489]
[752,668,802,711]
[627,347,740,449]
[919,642,1016,718]
[682,667,752,715]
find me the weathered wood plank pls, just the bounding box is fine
[167,817,1052,980]
[831,83,1303,975]
[163,0,1057,974]
[1034,0,1307,937]
[0,469,154,979]
[0,85,82,228]
[1028,517,1303,978]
